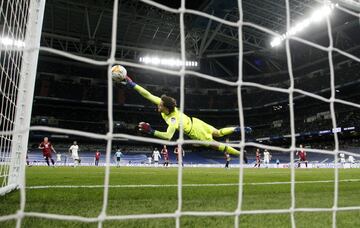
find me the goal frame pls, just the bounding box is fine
[0,0,46,196]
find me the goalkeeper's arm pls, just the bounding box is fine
[154,125,176,140]
[139,122,176,140]
[121,75,161,105]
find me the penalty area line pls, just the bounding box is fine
[26,179,360,189]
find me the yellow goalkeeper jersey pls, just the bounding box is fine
[134,84,215,141]
[155,107,192,140]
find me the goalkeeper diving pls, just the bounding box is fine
[112,65,251,158]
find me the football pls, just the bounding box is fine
[111,65,127,83]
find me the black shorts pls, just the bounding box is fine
[116,157,120,161]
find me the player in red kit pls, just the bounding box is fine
[95,150,101,166]
[296,144,308,168]
[161,145,169,167]
[254,149,261,168]
[174,145,184,167]
[38,137,57,166]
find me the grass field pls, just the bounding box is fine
[1,166,360,227]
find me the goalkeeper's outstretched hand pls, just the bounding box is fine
[234,126,252,134]
[138,122,155,135]
[121,75,136,88]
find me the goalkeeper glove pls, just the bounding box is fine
[234,126,252,134]
[121,75,136,88]
[245,126,252,133]
[138,122,155,135]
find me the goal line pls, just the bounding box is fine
[25,178,360,190]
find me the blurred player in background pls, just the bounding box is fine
[161,145,169,167]
[174,145,185,167]
[64,154,68,166]
[114,148,124,167]
[296,144,308,168]
[348,155,355,168]
[254,149,261,168]
[276,159,280,168]
[225,152,231,169]
[263,149,271,168]
[115,66,251,160]
[56,153,62,166]
[26,150,31,166]
[339,152,346,167]
[152,148,161,167]
[95,150,101,166]
[69,141,80,167]
[39,137,57,166]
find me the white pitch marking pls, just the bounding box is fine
[26,179,360,189]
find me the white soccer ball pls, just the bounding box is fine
[111,65,127,83]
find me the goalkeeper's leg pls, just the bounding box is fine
[213,126,252,137]
[213,143,248,163]
[213,127,236,137]
[216,143,239,156]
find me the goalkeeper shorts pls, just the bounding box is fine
[186,117,216,142]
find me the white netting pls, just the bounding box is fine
[0,0,30,195]
[0,0,360,227]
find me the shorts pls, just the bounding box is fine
[116,157,121,161]
[43,153,51,158]
[186,117,216,142]
[73,156,80,160]
[299,157,307,161]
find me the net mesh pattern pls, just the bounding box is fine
[1,0,360,227]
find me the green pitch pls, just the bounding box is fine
[1,167,360,227]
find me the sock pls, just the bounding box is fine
[45,158,50,166]
[51,159,55,165]
[218,143,240,156]
[218,127,235,137]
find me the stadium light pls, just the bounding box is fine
[0,36,25,48]
[139,56,198,68]
[270,3,337,47]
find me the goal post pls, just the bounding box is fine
[0,0,46,196]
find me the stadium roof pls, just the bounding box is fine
[40,0,359,87]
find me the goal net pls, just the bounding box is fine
[0,0,45,196]
[1,0,360,227]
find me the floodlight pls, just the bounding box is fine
[138,55,198,68]
[270,3,336,47]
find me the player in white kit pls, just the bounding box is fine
[339,152,346,168]
[263,149,271,168]
[56,153,62,166]
[152,148,161,167]
[69,141,80,167]
[348,155,355,168]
